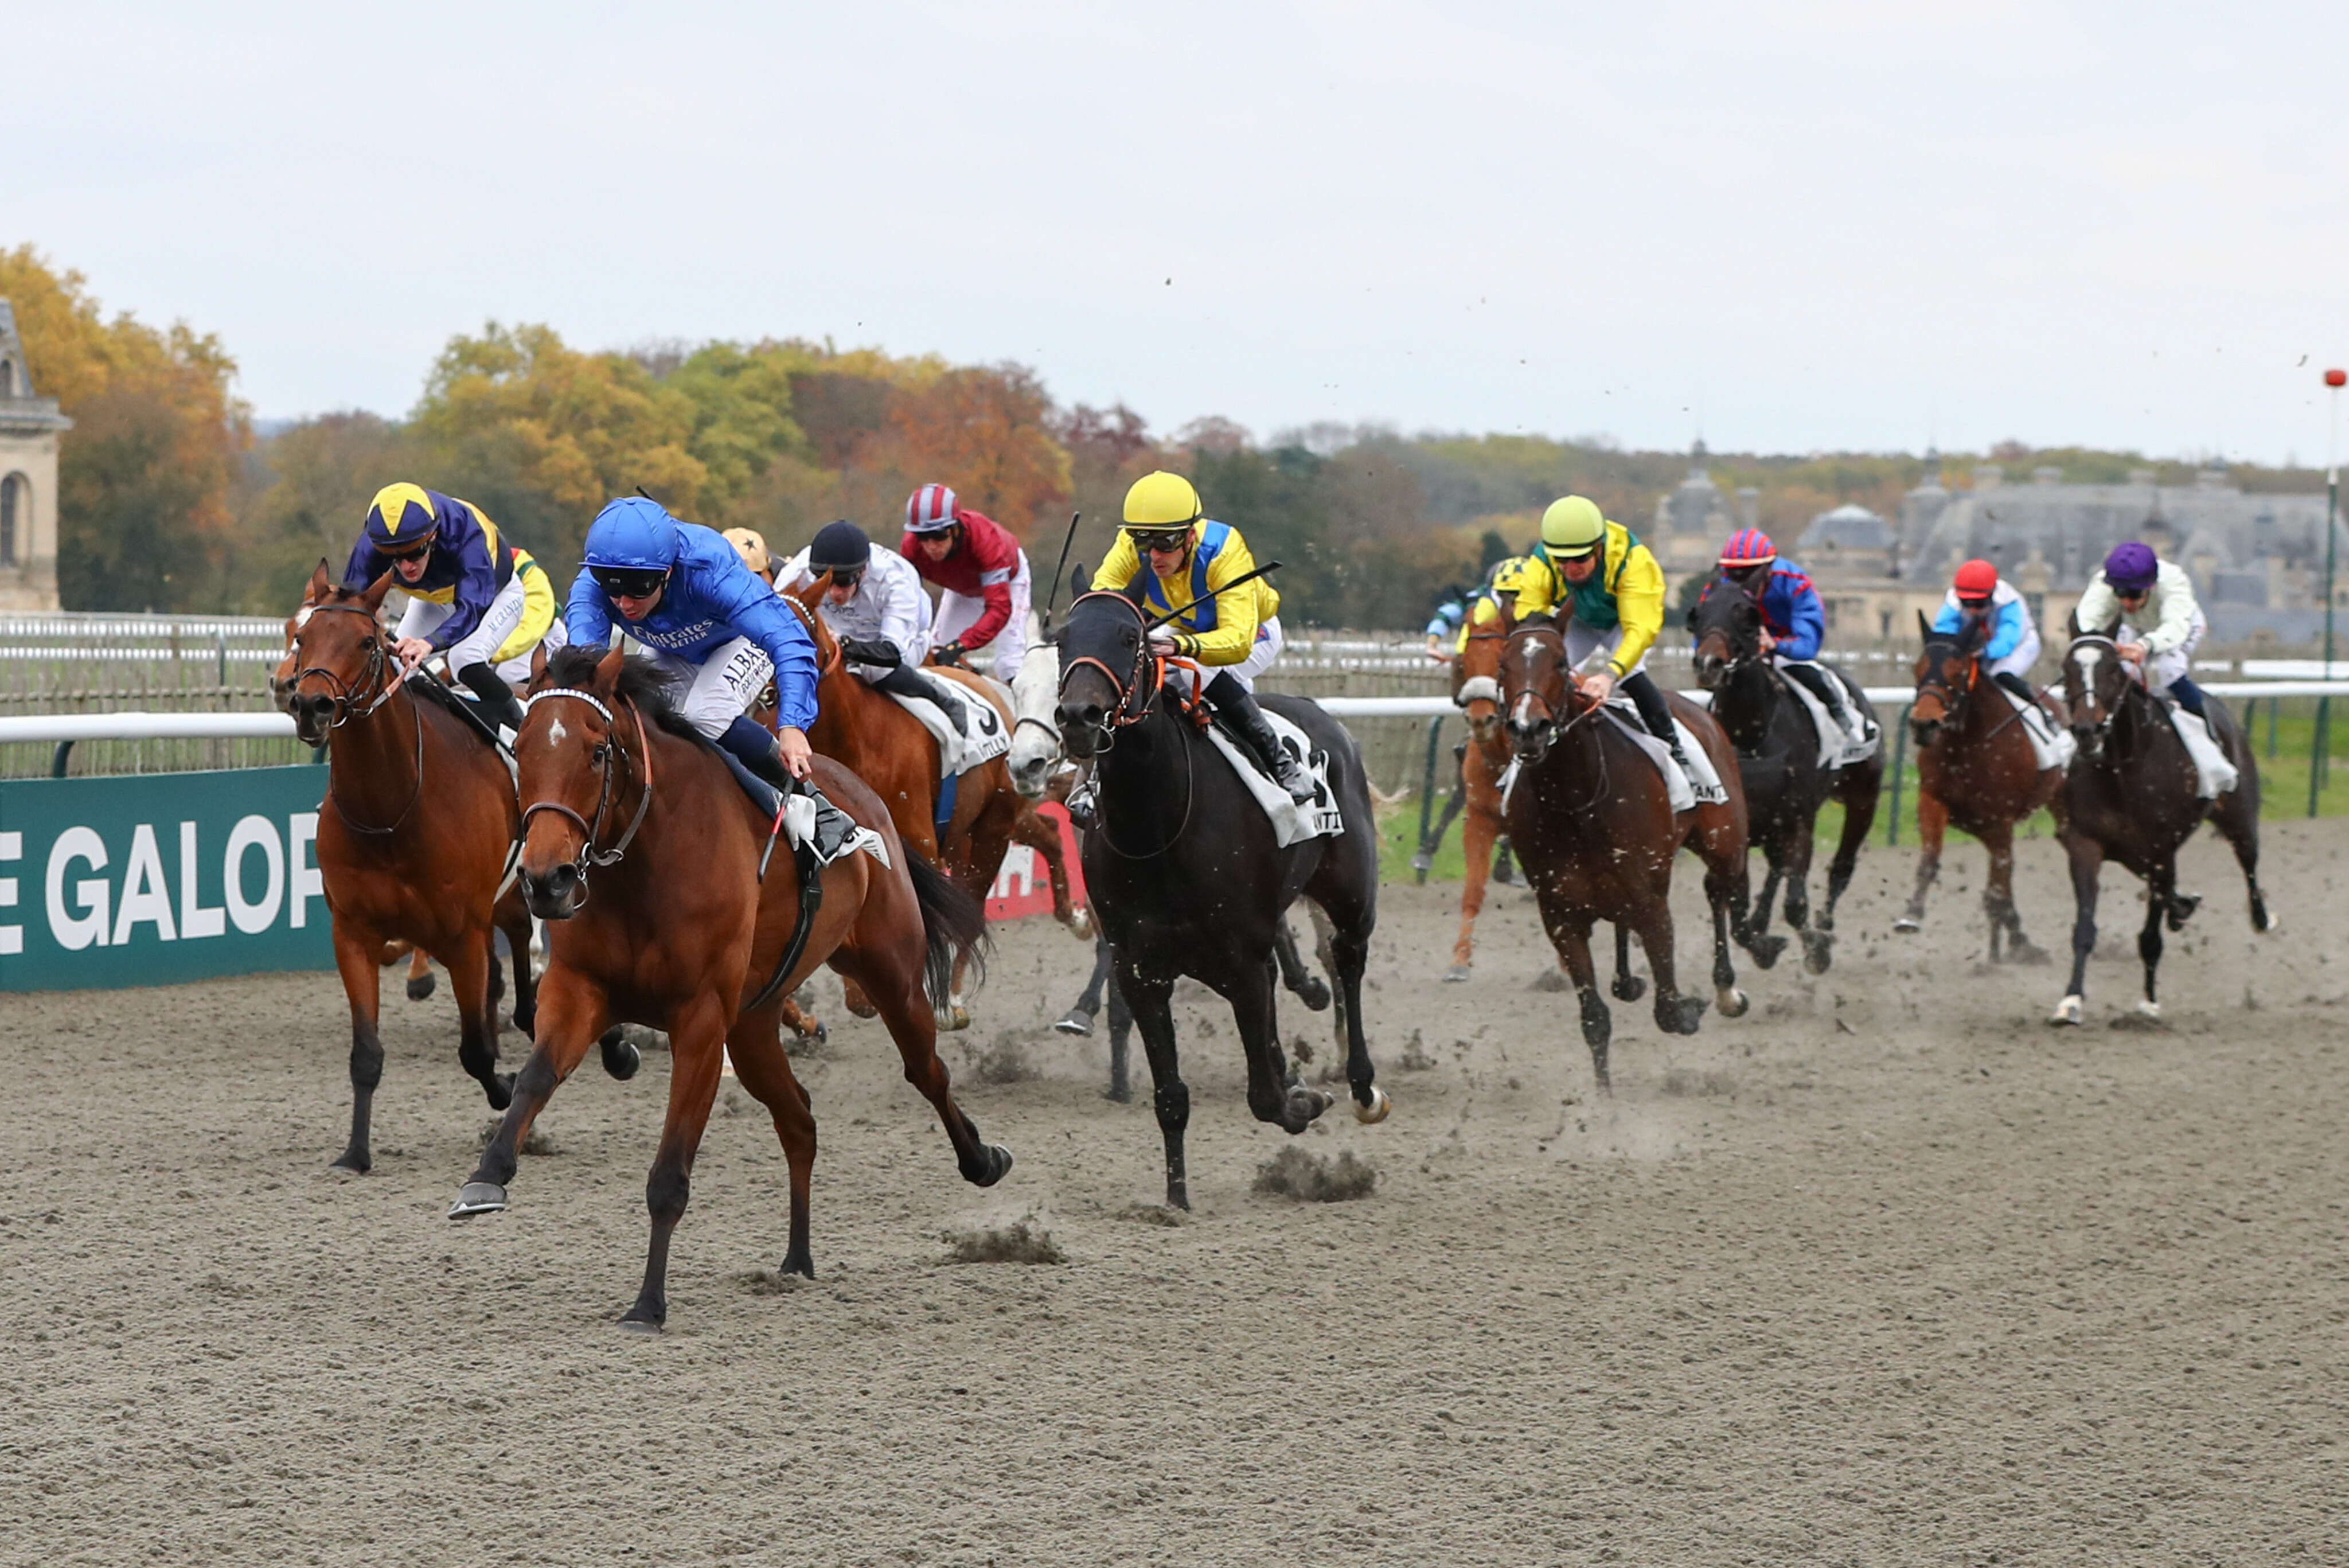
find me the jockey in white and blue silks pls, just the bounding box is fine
[564,496,823,797]
[1933,557,2043,707]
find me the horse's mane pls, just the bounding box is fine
[544,645,717,754]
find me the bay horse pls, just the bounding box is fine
[1054,586,1387,1211]
[1895,615,2065,958]
[1497,622,1757,1091]
[2049,620,2273,1024]
[449,644,1008,1329]
[1688,573,1882,973]
[272,565,600,1175]
[785,580,1086,1030]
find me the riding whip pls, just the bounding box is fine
[1041,510,1082,629]
[1142,560,1283,632]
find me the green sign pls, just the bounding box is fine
[0,766,334,991]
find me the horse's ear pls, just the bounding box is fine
[361,569,396,612]
[1072,562,1089,602]
[594,643,627,695]
[528,641,549,692]
[305,559,332,605]
[789,571,826,609]
[1916,609,1932,643]
[2064,608,2081,638]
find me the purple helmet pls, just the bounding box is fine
[2103,540,2158,592]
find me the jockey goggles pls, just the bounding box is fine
[378,533,436,562]
[591,564,670,600]
[817,563,865,591]
[1129,526,1193,555]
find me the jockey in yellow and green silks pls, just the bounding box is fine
[1511,495,1688,768]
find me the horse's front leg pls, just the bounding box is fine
[1232,950,1330,1133]
[496,893,538,1040]
[2134,861,2173,1019]
[1610,922,1646,1002]
[1782,812,1831,974]
[449,968,608,1216]
[1638,896,1707,1037]
[1895,788,1948,933]
[1119,964,1192,1210]
[1012,805,1091,939]
[1983,820,2045,964]
[1449,798,1500,981]
[1544,909,1611,1095]
[622,993,731,1331]
[2051,833,2102,1025]
[329,922,389,1173]
[442,927,514,1110]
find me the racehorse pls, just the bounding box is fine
[1054,585,1388,1210]
[448,644,1008,1329]
[1895,615,2065,958]
[272,565,586,1174]
[2049,620,2273,1024]
[786,581,1085,1031]
[1688,573,1883,973]
[1497,621,1758,1091]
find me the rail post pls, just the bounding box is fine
[1412,715,1443,884]
[50,740,72,778]
[2267,695,2278,760]
[2313,696,2332,818]
[1885,704,1910,846]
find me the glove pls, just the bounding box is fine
[1147,629,1179,656]
[840,637,902,668]
[931,642,967,668]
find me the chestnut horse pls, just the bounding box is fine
[2048,622,2273,1024]
[1497,622,1757,1091]
[449,645,1008,1329]
[784,581,1085,1029]
[273,565,583,1173]
[1688,572,1882,973]
[1895,617,2065,958]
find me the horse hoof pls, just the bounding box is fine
[1352,1086,1392,1125]
[329,1152,369,1176]
[1296,980,1332,1013]
[2048,994,2083,1027]
[602,1039,642,1082]
[511,1007,536,1039]
[938,1006,973,1033]
[1660,1000,1706,1035]
[1748,934,1788,970]
[1103,1083,1132,1104]
[976,1144,1015,1187]
[1715,987,1750,1019]
[447,1182,509,1218]
[485,1073,516,1111]
[1290,1087,1336,1125]
[616,1316,663,1335]
[2134,999,2162,1020]
[1529,968,1570,993]
[1611,975,1648,1003]
[1443,965,1472,984]
[405,972,435,1002]
[1801,933,1833,975]
[2008,942,2052,968]
[1892,917,1922,935]
[2258,912,2281,935]
[1053,1009,1095,1037]
[1068,909,1094,941]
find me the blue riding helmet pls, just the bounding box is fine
[583,496,682,571]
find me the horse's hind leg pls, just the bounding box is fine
[2051,833,2102,1025]
[442,930,513,1111]
[1449,797,1500,981]
[1823,764,1881,931]
[2216,793,2276,933]
[329,925,389,1173]
[1232,950,1332,1134]
[451,972,608,1217]
[1703,863,1750,1020]
[1120,965,1192,1210]
[1274,918,1330,1012]
[1983,821,2046,964]
[405,947,435,1003]
[1548,915,1612,1094]
[2133,864,2172,1018]
[726,1015,818,1278]
[497,896,537,1039]
[622,995,731,1331]
[1611,923,1646,1002]
[845,943,1011,1189]
[1306,888,1388,1124]
[1895,789,1948,934]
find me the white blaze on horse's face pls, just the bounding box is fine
[2074,645,2102,714]
[549,716,569,746]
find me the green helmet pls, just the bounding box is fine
[1540,496,1606,558]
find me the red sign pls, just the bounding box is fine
[985,802,1087,920]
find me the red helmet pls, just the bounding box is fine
[906,483,959,535]
[1719,528,1777,567]
[1953,558,1999,600]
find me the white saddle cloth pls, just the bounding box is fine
[1997,684,2078,772]
[1496,702,1727,815]
[1780,665,1880,769]
[1203,709,1344,848]
[2164,704,2239,800]
[885,678,1012,779]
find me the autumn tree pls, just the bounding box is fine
[885,363,1071,539]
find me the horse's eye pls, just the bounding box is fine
[591,743,609,765]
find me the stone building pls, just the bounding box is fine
[1649,440,1759,573]
[0,301,69,610]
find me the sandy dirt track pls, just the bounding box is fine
[2,820,2345,1565]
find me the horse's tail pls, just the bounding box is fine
[906,849,988,1011]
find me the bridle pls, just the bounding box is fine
[290,601,424,837]
[1501,621,1613,808]
[1913,636,1979,728]
[2063,631,2138,760]
[518,687,656,911]
[1055,591,1196,858]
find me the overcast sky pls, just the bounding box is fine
[11,1,2348,463]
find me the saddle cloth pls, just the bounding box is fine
[887,678,1012,779]
[1497,703,1727,816]
[1778,663,1880,769]
[2162,703,2239,800]
[1203,709,1344,848]
[1996,684,2078,772]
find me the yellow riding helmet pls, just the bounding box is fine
[721,526,771,578]
[1123,470,1204,529]
[1488,555,1531,596]
[1539,496,1606,558]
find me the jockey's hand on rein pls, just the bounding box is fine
[840,637,902,668]
[778,727,813,781]
[931,642,966,668]
[393,637,432,673]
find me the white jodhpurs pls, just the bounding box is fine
[931,554,1032,684]
[1564,620,1648,678]
[642,636,774,739]
[1167,616,1284,696]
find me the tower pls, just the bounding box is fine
[0,301,70,610]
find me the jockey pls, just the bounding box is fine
[344,481,561,738]
[1512,495,1688,769]
[902,483,1031,684]
[1706,528,1861,738]
[1933,557,2042,706]
[2075,539,2213,720]
[1451,557,1532,655]
[1089,469,1317,803]
[1423,582,1474,663]
[565,496,853,853]
[778,520,971,737]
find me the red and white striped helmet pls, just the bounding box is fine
[1719,528,1777,568]
[906,483,960,534]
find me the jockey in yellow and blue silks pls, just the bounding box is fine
[344,482,562,735]
[1512,494,1689,769]
[1088,470,1316,802]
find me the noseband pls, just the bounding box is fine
[1914,638,1978,721]
[520,688,656,908]
[1056,591,1162,751]
[2065,633,2135,752]
[289,603,400,727]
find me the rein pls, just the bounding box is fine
[1502,622,1613,811]
[519,687,657,910]
[1058,591,1197,857]
[291,602,427,837]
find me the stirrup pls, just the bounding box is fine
[799,785,859,860]
[1273,755,1317,805]
[1066,775,1099,829]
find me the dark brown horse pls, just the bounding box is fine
[1689,572,1882,973]
[272,565,568,1173]
[448,645,1007,1329]
[2049,621,2273,1024]
[1497,623,1757,1091]
[1895,617,2065,958]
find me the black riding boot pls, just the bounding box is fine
[719,716,857,858]
[1990,670,2039,708]
[456,662,525,736]
[1205,670,1316,803]
[1781,661,1856,733]
[1621,669,1694,773]
[876,662,969,737]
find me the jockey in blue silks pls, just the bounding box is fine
[565,497,854,846]
[1703,526,1862,740]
